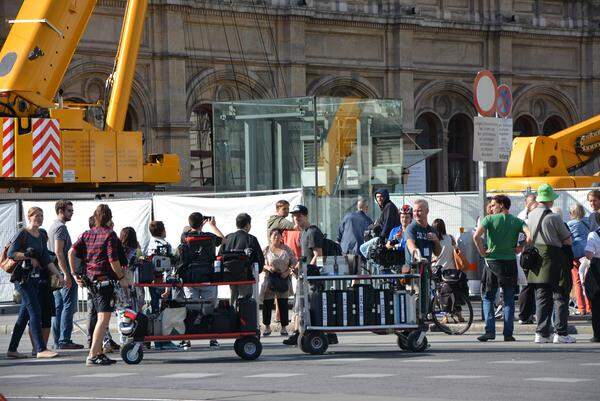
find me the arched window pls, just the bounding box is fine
[415,113,441,192]
[189,104,213,187]
[124,106,138,132]
[514,115,538,137]
[447,113,475,192]
[543,115,567,136]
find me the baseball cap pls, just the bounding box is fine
[289,204,308,215]
[400,204,413,215]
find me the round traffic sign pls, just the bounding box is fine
[496,84,512,118]
[473,70,497,117]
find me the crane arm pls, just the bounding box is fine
[0,0,97,113]
[505,114,600,178]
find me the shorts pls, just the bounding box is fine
[91,284,116,313]
[38,282,55,328]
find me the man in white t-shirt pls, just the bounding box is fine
[517,193,537,324]
[517,194,537,222]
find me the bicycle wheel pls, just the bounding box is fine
[430,292,473,335]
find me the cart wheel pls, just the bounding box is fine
[234,336,262,361]
[121,342,143,364]
[298,331,329,355]
[406,331,428,353]
[397,333,409,350]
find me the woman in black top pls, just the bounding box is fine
[7,207,63,359]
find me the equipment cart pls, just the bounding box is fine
[296,262,429,355]
[118,265,262,364]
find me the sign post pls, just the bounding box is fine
[472,71,513,220]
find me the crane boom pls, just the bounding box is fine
[487,113,600,191]
[0,0,180,189]
[0,0,96,112]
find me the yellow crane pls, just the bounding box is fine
[0,0,180,190]
[487,114,600,191]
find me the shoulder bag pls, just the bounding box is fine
[520,209,550,275]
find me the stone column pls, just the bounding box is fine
[150,6,190,188]
[281,16,306,97]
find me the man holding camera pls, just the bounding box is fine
[179,212,224,349]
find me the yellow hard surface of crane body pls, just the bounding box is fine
[0,0,180,189]
[487,114,600,191]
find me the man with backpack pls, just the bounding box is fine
[178,212,224,349]
[219,213,264,306]
[283,205,338,346]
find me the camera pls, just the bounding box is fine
[368,238,404,268]
[363,224,382,242]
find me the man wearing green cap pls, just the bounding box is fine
[526,184,574,344]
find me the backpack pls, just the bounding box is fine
[219,250,251,282]
[176,232,216,283]
[322,234,342,256]
[0,230,25,274]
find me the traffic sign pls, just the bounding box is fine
[473,70,497,117]
[496,84,512,118]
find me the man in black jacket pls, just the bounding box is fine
[220,213,264,306]
[374,189,400,239]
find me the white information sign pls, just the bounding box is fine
[404,160,427,194]
[473,116,513,162]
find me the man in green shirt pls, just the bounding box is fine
[473,194,531,342]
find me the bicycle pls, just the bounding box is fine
[428,265,473,335]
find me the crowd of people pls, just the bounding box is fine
[3,184,600,366]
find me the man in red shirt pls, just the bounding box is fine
[69,204,128,366]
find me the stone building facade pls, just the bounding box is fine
[1,0,599,191]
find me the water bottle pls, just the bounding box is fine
[214,258,222,274]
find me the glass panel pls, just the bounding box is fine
[314,97,403,235]
[212,97,315,192]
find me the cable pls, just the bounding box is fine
[227,0,257,99]
[218,1,241,99]
[259,0,288,97]
[249,0,278,98]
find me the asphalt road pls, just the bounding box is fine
[1,331,599,401]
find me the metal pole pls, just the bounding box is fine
[478,161,486,219]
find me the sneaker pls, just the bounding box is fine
[283,331,299,346]
[327,333,339,345]
[280,328,288,336]
[553,334,576,344]
[519,318,534,325]
[86,355,112,366]
[477,333,495,342]
[178,341,191,350]
[59,342,84,350]
[504,336,516,342]
[534,333,551,343]
[37,349,59,358]
[263,326,271,336]
[589,337,600,343]
[209,340,220,349]
[98,353,117,364]
[6,351,28,359]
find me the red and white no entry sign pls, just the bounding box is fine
[496,84,512,118]
[473,70,497,117]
